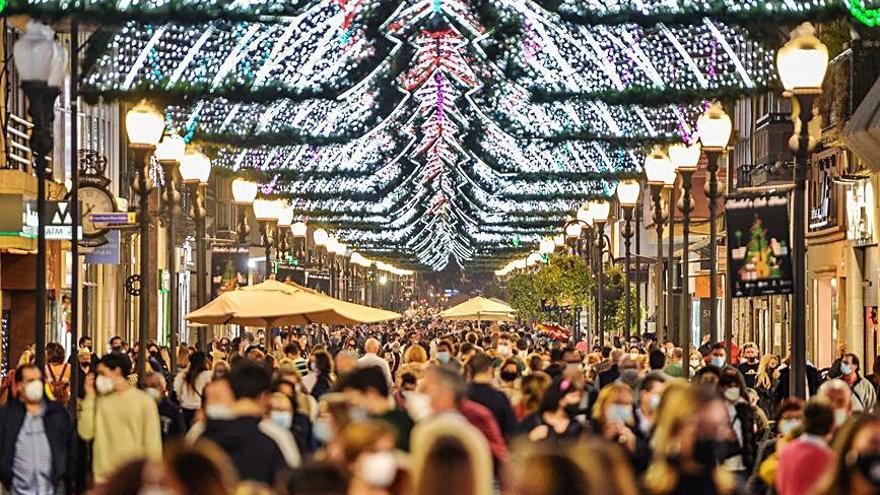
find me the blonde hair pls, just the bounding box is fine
[411,417,493,495]
[404,344,428,364]
[340,419,398,465]
[755,354,778,390]
[591,382,632,426]
[643,384,733,495]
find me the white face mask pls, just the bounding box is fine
[313,418,334,444]
[270,410,293,429]
[145,387,162,402]
[711,356,726,368]
[95,375,115,395]
[841,363,853,375]
[779,418,802,436]
[24,380,43,403]
[405,392,433,421]
[359,451,397,488]
[723,387,741,402]
[834,408,849,427]
[607,404,633,424]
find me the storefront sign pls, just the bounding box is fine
[211,245,249,298]
[84,230,120,264]
[845,179,875,246]
[726,192,794,298]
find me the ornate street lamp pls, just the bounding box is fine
[155,132,185,370]
[180,147,211,351]
[617,180,641,338]
[777,22,829,399]
[589,199,611,346]
[697,101,733,351]
[644,146,673,342]
[231,178,257,243]
[125,102,165,379]
[290,220,308,265]
[276,202,293,262]
[14,21,65,369]
[253,198,281,280]
[669,140,701,379]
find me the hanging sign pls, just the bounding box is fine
[84,230,120,265]
[726,192,794,298]
[211,245,249,298]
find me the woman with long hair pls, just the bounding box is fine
[45,342,71,405]
[643,384,735,495]
[754,353,779,417]
[307,350,335,399]
[174,351,212,429]
[814,413,880,495]
[517,375,585,444]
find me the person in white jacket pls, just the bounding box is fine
[841,353,877,413]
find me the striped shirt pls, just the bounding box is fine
[12,403,53,495]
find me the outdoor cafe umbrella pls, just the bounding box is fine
[185,280,400,327]
[439,296,516,322]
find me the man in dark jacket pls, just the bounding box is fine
[598,348,624,389]
[465,353,516,439]
[0,364,76,494]
[197,359,301,484]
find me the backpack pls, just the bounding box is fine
[47,363,70,404]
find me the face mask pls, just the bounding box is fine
[145,388,162,402]
[497,345,511,356]
[835,408,849,427]
[95,375,115,395]
[607,404,633,424]
[711,356,725,368]
[648,393,661,412]
[270,410,293,429]
[310,363,318,373]
[350,406,369,422]
[24,380,43,403]
[79,361,90,368]
[746,356,758,363]
[853,453,880,487]
[690,359,701,368]
[564,403,581,417]
[437,351,450,364]
[205,404,235,420]
[841,363,853,375]
[500,370,518,382]
[779,418,802,436]
[313,418,334,444]
[692,437,724,468]
[359,451,397,488]
[723,387,741,402]
[110,345,122,353]
[405,392,433,421]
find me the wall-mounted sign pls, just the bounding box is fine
[211,245,249,298]
[845,178,875,246]
[726,192,794,298]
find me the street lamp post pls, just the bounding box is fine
[670,141,701,377]
[253,198,281,281]
[777,23,829,399]
[125,102,165,380]
[617,180,641,338]
[276,202,294,265]
[14,22,65,369]
[644,147,674,343]
[180,147,212,351]
[590,200,611,346]
[313,228,329,290]
[291,221,308,267]
[155,132,185,371]
[232,178,258,244]
[697,102,733,350]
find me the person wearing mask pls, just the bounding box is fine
[775,397,836,495]
[339,420,404,495]
[497,357,522,408]
[283,342,309,377]
[598,348,624,389]
[355,338,394,390]
[773,355,821,402]
[818,378,854,433]
[307,350,335,399]
[718,369,758,480]
[635,374,667,438]
[466,353,517,439]
[663,348,684,378]
[143,372,185,442]
[271,379,313,455]
[814,412,880,495]
[751,398,805,495]
[754,354,779,417]
[689,351,705,376]
[173,351,212,430]
[736,342,760,389]
[433,340,462,371]
[708,344,744,380]
[337,366,414,450]
[0,364,76,494]
[196,359,301,484]
[840,353,877,413]
[78,353,162,483]
[643,385,735,495]
[517,375,585,444]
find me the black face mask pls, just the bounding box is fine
[500,371,518,382]
[853,453,880,487]
[563,404,581,418]
[111,345,122,353]
[149,350,159,358]
[691,438,725,468]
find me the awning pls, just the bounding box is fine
[842,75,880,170]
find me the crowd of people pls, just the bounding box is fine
[3,304,880,495]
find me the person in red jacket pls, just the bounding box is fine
[775,397,836,495]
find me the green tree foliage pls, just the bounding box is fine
[506,253,593,322]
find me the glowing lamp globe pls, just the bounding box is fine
[616,180,641,207]
[13,21,56,82]
[313,228,329,246]
[252,199,278,222]
[697,101,733,152]
[276,203,294,227]
[290,221,308,237]
[125,101,165,147]
[589,200,611,223]
[565,222,582,238]
[553,234,565,247]
[777,23,829,95]
[179,148,212,185]
[231,179,258,205]
[155,132,186,163]
[668,141,702,173]
[576,205,593,225]
[539,238,556,254]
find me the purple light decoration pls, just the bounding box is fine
[260,174,279,195]
[522,21,538,59]
[708,37,719,79]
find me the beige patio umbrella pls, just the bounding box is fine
[439,296,516,322]
[185,279,400,327]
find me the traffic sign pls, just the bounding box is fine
[88,212,136,224]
